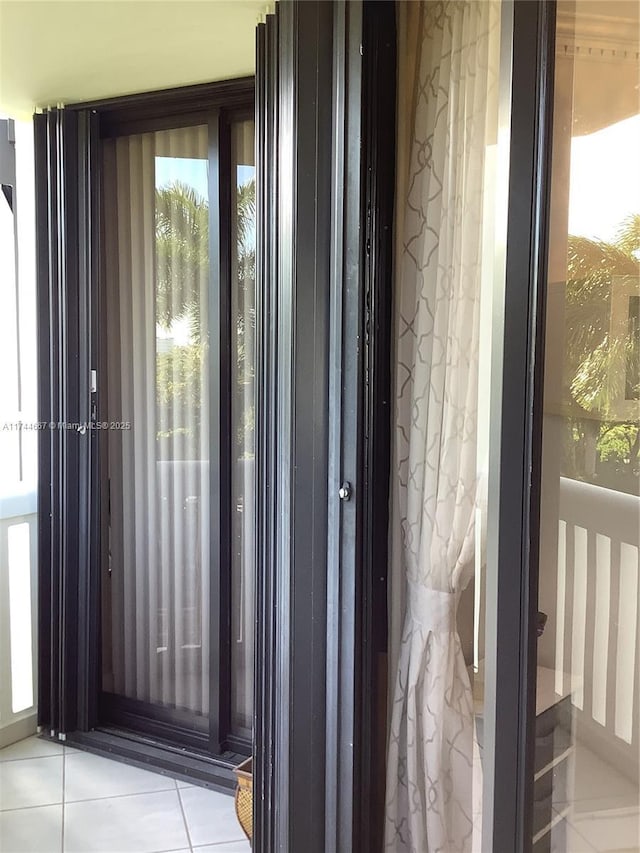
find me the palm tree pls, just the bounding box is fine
[155,177,257,455]
[231,179,256,456]
[562,214,640,492]
[155,181,209,335]
[236,178,256,276]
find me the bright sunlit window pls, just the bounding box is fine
[8,521,34,713]
[0,118,37,503]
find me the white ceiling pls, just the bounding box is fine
[0,0,266,118]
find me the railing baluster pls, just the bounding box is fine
[614,543,638,744]
[563,520,575,704]
[555,519,567,697]
[571,525,588,710]
[582,528,597,723]
[605,538,621,737]
[592,533,611,727]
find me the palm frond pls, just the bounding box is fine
[564,224,640,419]
[615,213,640,259]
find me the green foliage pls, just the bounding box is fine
[156,344,206,412]
[236,179,256,264]
[156,181,209,334]
[562,217,640,492]
[154,177,256,456]
[597,422,639,465]
[565,234,637,417]
[156,344,206,455]
[232,178,256,459]
[569,334,630,415]
[614,213,640,259]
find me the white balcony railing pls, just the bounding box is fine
[556,476,639,775]
[0,491,38,748]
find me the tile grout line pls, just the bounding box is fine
[0,785,180,813]
[550,806,598,853]
[562,812,604,853]
[0,802,63,815]
[61,785,179,806]
[0,752,64,763]
[176,785,195,853]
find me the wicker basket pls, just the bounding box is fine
[234,757,253,842]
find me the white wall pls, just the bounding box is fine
[0,117,38,747]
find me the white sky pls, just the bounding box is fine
[568,114,640,244]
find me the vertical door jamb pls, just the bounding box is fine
[483,2,556,850]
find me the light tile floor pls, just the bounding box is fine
[3,734,637,853]
[471,734,638,853]
[0,736,250,853]
[550,743,640,853]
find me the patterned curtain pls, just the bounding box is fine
[385,3,499,851]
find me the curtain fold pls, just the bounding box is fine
[385,2,499,850]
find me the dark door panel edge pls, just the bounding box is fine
[53,729,240,794]
[34,76,256,786]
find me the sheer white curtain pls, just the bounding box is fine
[385,3,500,851]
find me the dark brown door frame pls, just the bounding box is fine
[35,78,256,792]
[254,1,557,851]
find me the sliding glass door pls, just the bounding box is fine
[229,120,256,739]
[98,110,255,754]
[252,1,562,848]
[101,124,211,734]
[535,3,639,850]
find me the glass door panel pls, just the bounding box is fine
[230,119,256,737]
[101,125,211,729]
[385,3,510,849]
[537,2,639,850]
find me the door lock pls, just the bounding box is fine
[338,482,352,501]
